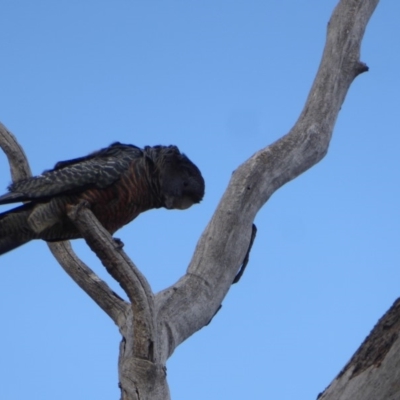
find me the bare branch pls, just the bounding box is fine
[156,0,380,361]
[67,203,157,360]
[48,241,129,326]
[0,122,31,181]
[0,122,128,327]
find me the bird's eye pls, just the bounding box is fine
[183,181,189,187]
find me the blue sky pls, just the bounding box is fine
[0,1,399,399]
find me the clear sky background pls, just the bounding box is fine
[0,1,399,399]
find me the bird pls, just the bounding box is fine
[0,142,205,255]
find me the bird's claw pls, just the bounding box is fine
[112,237,124,249]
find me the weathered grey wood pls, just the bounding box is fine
[154,0,379,362]
[49,241,129,327]
[0,122,32,182]
[67,205,169,399]
[319,298,400,400]
[118,308,170,400]
[0,0,388,399]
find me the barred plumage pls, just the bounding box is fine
[0,142,205,255]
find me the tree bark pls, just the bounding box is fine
[1,0,392,399]
[154,0,379,361]
[318,298,400,400]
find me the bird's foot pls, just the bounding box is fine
[112,237,124,249]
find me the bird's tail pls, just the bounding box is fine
[0,204,35,255]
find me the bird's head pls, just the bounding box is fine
[146,145,205,210]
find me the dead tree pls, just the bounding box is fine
[2,1,398,399]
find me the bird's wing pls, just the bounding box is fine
[0,143,143,205]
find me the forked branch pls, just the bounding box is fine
[0,123,128,327]
[67,203,157,360]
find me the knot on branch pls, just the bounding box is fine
[66,200,91,221]
[354,61,369,77]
